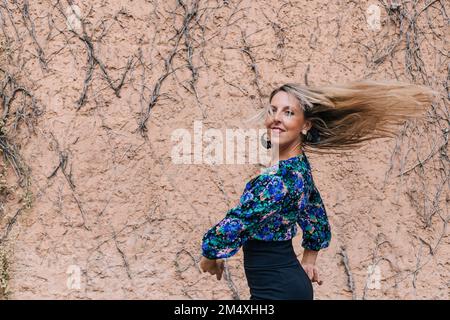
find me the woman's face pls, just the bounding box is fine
[264,91,311,148]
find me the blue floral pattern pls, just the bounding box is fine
[201,151,331,259]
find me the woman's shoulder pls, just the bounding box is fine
[246,152,311,190]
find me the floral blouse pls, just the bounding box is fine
[201,151,331,259]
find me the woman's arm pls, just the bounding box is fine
[296,184,331,285]
[302,248,318,265]
[201,172,289,260]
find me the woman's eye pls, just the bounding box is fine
[285,111,293,116]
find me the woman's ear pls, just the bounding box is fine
[305,120,313,132]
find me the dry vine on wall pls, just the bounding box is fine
[0,0,448,299]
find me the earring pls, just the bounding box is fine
[302,129,307,135]
[261,132,271,149]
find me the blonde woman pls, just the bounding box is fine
[199,80,436,300]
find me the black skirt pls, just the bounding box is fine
[243,238,313,300]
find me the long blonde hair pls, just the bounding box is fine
[246,80,439,155]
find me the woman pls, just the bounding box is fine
[199,80,436,300]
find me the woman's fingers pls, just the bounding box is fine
[308,271,314,280]
[312,267,318,281]
[216,260,225,280]
[198,259,226,282]
[203,260,224,280]
[304,266,314,280]
[313,267,323,285]
[200,256,217,273]
[216,269,222,281]
[207,268,216,276]
[302,263,323,284]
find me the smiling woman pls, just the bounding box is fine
[200,151,330,299]
[264,92,312,154]
[200,79,437,300]
[250,80,438,155]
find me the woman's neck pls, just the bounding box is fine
[269,143,303,166]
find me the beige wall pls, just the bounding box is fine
[0,0,448,299]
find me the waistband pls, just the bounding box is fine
[243,239,299,269]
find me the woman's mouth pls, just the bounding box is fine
[271,128,285,134]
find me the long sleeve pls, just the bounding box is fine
[201,170,290,259]
[297,183,331,251]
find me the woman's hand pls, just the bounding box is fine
[301,249,323,285]
[302,263,323,285]
[199,256,225,280]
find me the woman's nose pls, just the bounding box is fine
[273,111,282,122]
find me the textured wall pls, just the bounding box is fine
[0,0,448,299]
